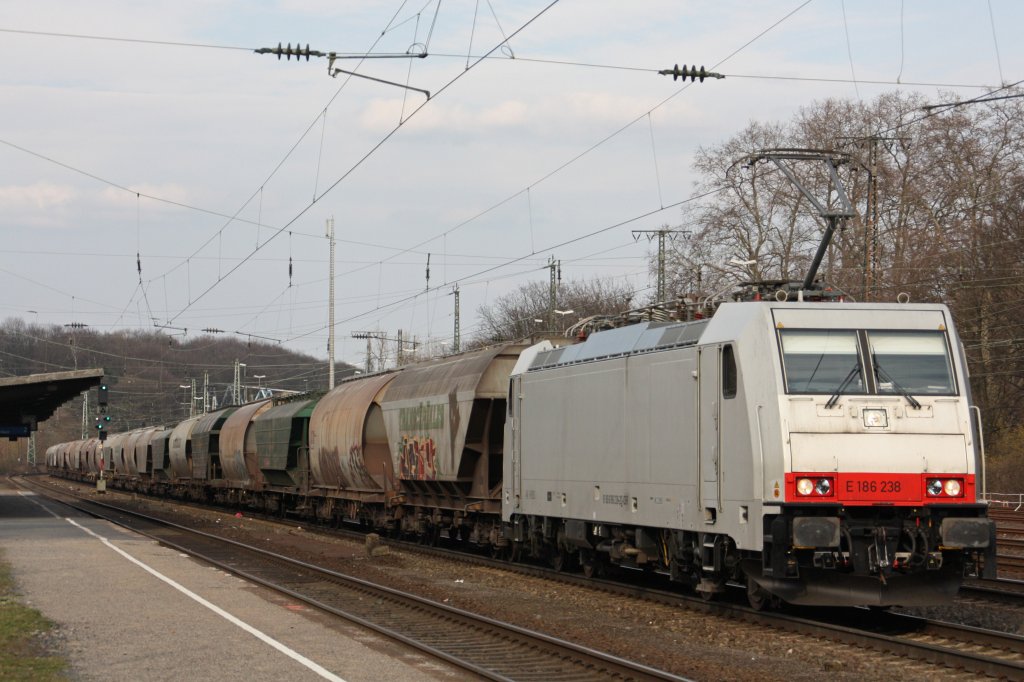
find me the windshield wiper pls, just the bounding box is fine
[873,358,922,410]
[825,364,861,409]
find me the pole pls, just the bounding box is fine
[452,285,461,354]
[233,360,242,405]
[633,227,682,304]
[548,256,558,329]
[327,216,336,390]
[657,230,666,303]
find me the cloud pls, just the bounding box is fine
[99,184,191,208]
[0,182,78,210]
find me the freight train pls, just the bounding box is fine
[47,296,997,608]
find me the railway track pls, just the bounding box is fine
[25,474,1024,679]
[959,577,1024,607]
[14,476,687,682]
[992,507,1024,579]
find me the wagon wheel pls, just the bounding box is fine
[449,524,464,546]
[419,524,440,546]
[581,551,601,579]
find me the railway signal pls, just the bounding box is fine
[98,383,109,406]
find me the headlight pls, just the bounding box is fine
[862,408,888,428]
[944,479,962,497]
[814,478,832,496]
[926,479,943,496]
[796,478,814,496]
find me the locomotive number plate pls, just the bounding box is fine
[839,474,919,503]
[846,479,902,494]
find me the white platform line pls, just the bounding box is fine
[59,515,347,682]
[18,491,61,518]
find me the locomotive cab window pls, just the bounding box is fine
[779,330,863,395]
[722,344,737,399]
[867,330,956,395]
[779,328,958,397]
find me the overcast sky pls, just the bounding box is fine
[2,0,1020,370]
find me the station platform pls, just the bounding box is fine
[0,484,467,682]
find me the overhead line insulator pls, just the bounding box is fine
[254,42,325,61]
[658,64,725,82]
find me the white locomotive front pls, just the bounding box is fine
[503,300,995,607]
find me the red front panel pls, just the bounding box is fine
[786,473,977,506]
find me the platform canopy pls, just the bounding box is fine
[0,369,104,438]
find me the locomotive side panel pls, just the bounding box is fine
[645,354,698,506]
[515,358,632,521]
[514,338,717,531]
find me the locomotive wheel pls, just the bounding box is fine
[550,548,568,572]
[746,576,776,611]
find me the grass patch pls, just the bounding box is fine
[0,551,67,680]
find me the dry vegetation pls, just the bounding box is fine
[0,323,354,465]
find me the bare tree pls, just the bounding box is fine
[660,89,1024,473]
[472,277,637,346]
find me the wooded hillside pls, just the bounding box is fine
[0,318,351,469]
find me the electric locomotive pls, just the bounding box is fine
[503,298,995,607]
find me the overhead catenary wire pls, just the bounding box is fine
[14,0,790,348]
[275,0,826,346]
[13,2,1015,356]
[162,2,564,327]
